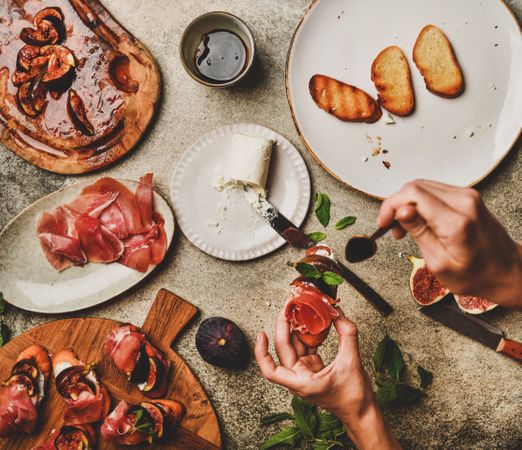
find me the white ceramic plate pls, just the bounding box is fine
[0,180,175,314]
[287,0,522,199]
[170,123,310,261]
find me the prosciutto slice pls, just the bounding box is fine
[37,173,168,273]
[285,285,339,335]
[100,400,136,442]
[63,388,107,425]
[105,325,145,375]
[37,208,86,272]
[80,178,144,235]
[0,384,38,438]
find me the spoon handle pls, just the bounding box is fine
[370,220,398,241]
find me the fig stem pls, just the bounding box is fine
[217,338,227,347]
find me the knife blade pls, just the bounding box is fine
[244,187,394,317]
[243,188,315,248]
[420,297,522,362]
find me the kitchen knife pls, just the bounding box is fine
[243,188,315,248]
[244,188,393,316]
[420,297,522,363]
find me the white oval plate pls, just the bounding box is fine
[287,0,522,199]
[0,180,175,314]
[170,123,310,261]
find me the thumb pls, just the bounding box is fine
[332,309,361,370]
[396,204,429,238]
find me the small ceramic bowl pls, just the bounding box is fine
[180,11,255,88]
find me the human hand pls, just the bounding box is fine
[255,309,401,450]
[377,180,522,309]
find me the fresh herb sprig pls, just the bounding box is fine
[314,193,331,227]
[373,335,433,407]
[260,397,349,449]
[335,216,356,230]
[307,232,327,243]
[289,262,344,287]
[133,408,155,436]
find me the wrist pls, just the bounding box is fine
[341,399,401,450]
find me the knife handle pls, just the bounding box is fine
[497,338,522,363]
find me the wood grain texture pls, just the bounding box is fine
[0,0,160,174]
[0,289,222,449]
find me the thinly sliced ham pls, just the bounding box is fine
[80,178,144,234]
[135,173,153,229]
[37,173,168,273]
[63,388,107,425]
[105,325,145,375]
[0,384,38,438]
[37,210,86,272]
[100,400,136,443]
[285,285,339,335]
[75,215,125,263]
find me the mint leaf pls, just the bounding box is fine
[394,384,424,406]
[417,366,433,389]
[308,232,327,243]
[0,323,10,347]
[261,412,294,426]
[291,397,318,439]
[0,293,5,314]
[335,216,356,230]
[374,335,405,381]
[376,381,397,406]
[259,426,302,450]
[315,193,331,227]
[322,271,344,286]
[295,262,322,280]
[317,413,343,434]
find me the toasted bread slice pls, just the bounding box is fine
[413,25,464,98]
[309,74,382,123]
[371,46,414,116]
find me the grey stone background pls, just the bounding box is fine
[1,1,521,449]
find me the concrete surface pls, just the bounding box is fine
[1,1,521,449]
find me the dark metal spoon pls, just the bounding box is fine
[345,220,397,263]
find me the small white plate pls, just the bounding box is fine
[0,180,175,314]
[287,0,522,199]
[170,123,310,261]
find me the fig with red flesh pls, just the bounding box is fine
[67,89,95,136]
[40,45,75,86]
[17,45,40,72]
[54,424,96,450]
[34,7,65,43]
[20,19,60,46]
[12,56,49,88]
[56,365,98,401]
[17,82,39,117]
[407,255,450,305]
[109,55,139,93]
[196,317,249,369]
[454,294,498,315]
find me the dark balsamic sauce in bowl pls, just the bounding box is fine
[194,30,248,84]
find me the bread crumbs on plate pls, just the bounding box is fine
[383,161,391,170]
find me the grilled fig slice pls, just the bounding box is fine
[34,7,65,42]
[11,358,40,381]
[40,45,75,87]
[54,424,96,450]
[129,346,150,384]
[454,294,498,315]
[407,255,450,305]
[17,45,40,72]
[17,82,39,117]
[140,356,167,397]
[196,317,249,369]
[20,19,60,46]
[67,89,94,135]
[4,374,37,397]
[109,55,139,93]
[56,365,97,401]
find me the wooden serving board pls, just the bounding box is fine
[0,289,222,449]
[0,0,160,174]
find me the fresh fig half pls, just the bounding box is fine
[17,45,40,72]
[407,255,450,305]
[196,317,249,369]
[40,45,75,87]
[20,19,60,46]
[109,55,139,93]
[454,295,498,315]
[67,89,95,136]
